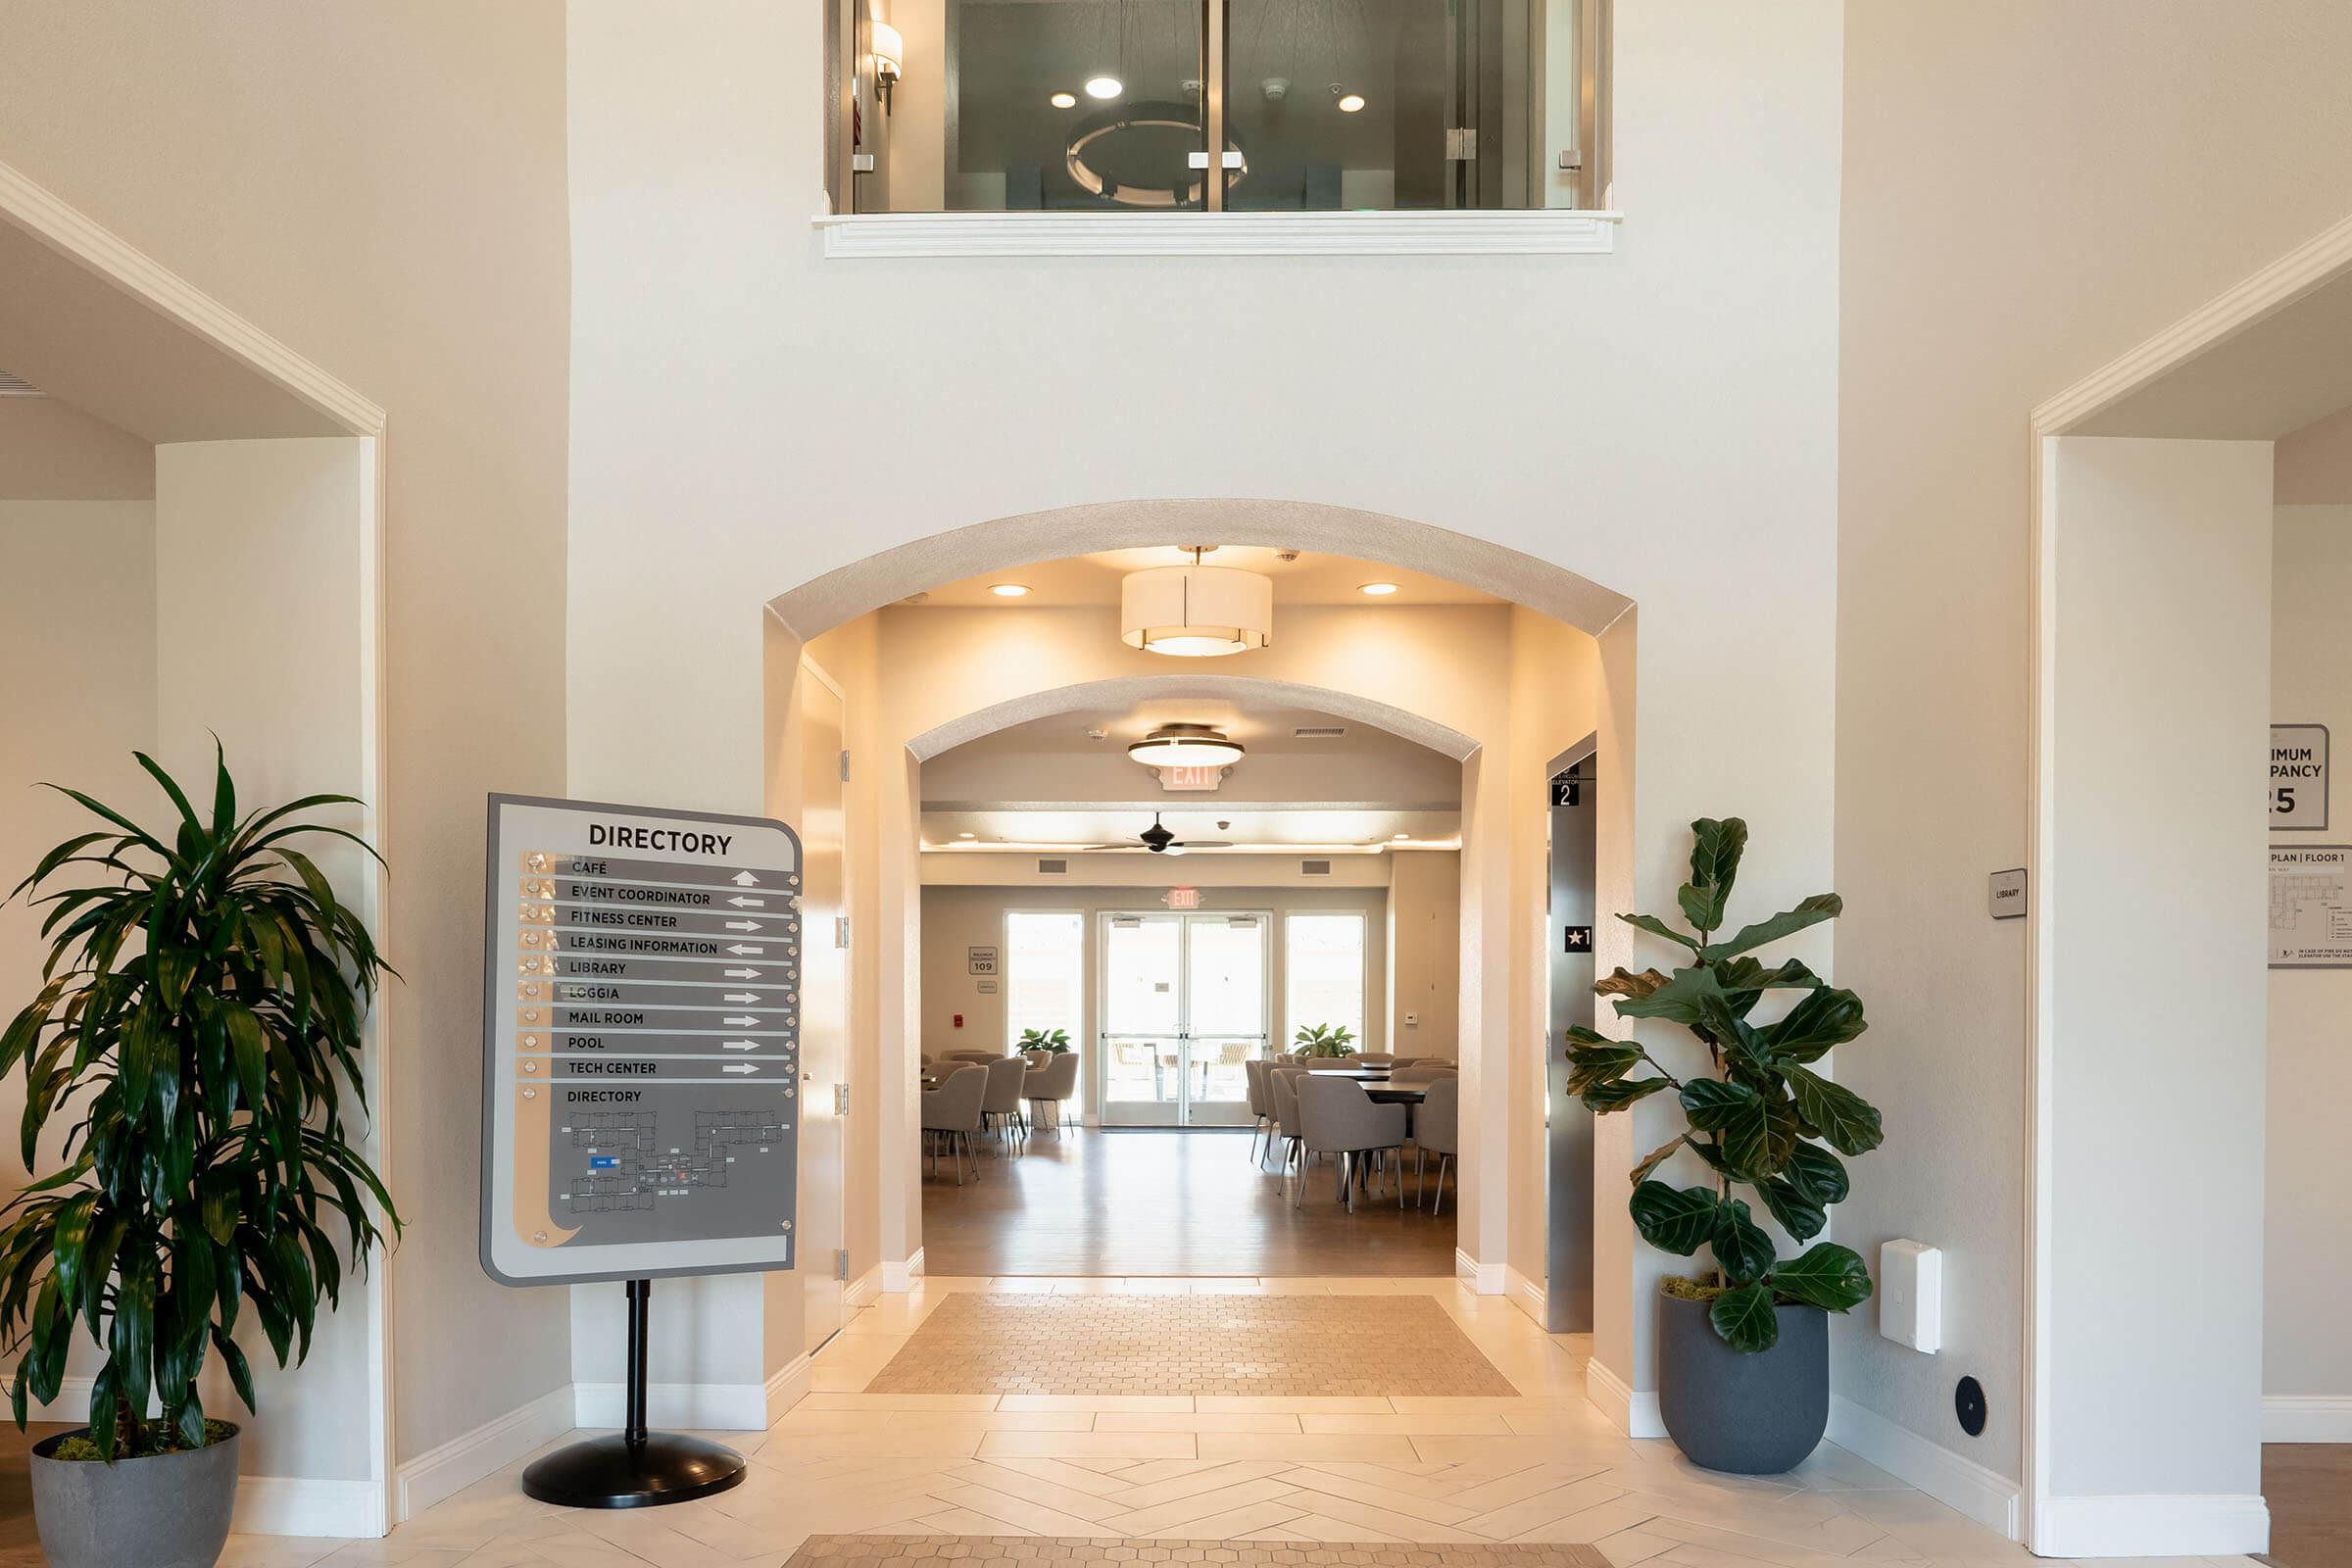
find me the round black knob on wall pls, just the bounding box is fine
[1955,1376,1987,1437]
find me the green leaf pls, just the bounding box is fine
[1565,1042,1644,1096]
[1783,1064,1884,1155]
[1629,1182,1719,1255]
[1708,1283,1780,1352]
[210,737,236,835]
[1616,912,1701,953]
[1710,1199,1777,1283]
[1679,1078,1794,1180]
[85,1358,122,1461]
[132,751,202,835]
[223,1004,269,1113]
[1608,965,1724,1026]
[1714,956,1823,998]
[1704,894,1842,961]
[1783,1144,1849,1207]
[1582,1075,1672,1112]
[211,1326,256,1413]
[1754,1177,1828,1242]
[1764,987,1867,1064]
[1770,1242,1874,1312]
[1678,817,1747,933]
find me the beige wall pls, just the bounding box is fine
[1387,852,1462,1059]
[0,396,153,499]
[1837,0,2352,1497]
[0,0,574,1476]
[2267,505,2352,1413]
[2278,405,2352,505]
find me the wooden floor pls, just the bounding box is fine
[0,1422,63,1568]
[920,1125,1459,1278]
[2265,1443,2352,1568]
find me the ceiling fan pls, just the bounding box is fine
[1081,812,1233,856]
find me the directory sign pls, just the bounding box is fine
[479,794,803,1286]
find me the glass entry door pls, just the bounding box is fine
[1099,912,1268,1127]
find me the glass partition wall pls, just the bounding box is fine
[829,0,1607,215]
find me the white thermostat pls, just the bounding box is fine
[1879,1239,1942,1353]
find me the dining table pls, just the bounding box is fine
[1298,1067,1428,1105]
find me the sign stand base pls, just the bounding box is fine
[521,1279,748,1509]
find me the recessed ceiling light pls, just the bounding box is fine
[989,583,1031,597]
[1358,581,1400,596]
[1050,91,1078,109]
[1338,93,1367,113]
[1085,74,1123,100]
[1393,832,1411,841]
[957,831,976,839]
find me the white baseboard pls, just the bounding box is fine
[764,1352,813,1425]
[1585,1356,1665,1440]
[393,1384,574,1523]
[1454,1249,1504,1296]
[1826,1395,2020,1542]
[2032,1493,2270,1558]
[573,1378,768,1431]
[844,1265,882,1312]
[232,1476,387,1539]
[881,1249,926,1293]
[2263,1394,2352,1442]
[1505,1267,1547,1328]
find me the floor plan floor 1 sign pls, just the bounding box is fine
[479,794,804,1286]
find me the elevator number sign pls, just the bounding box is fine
[2272,725,2328,831]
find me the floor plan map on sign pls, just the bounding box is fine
[480,795,804,1286]
[2270,845,2352,967]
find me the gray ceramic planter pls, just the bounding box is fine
[1656,1291,1827,1474]
[29,1423,241,1568]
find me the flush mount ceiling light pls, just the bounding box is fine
[1085,74,1123,99]
[1121,546,1273,657]
[1358,581,1399,596]
[1050,90,1078,109]
[1128,723,1246,770]
[989,582,1031,597]
[1337,92,1367,113]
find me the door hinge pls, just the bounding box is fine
[835,915,851,950]
[839,749,851,782]
[835,1248,850,1281]
[834,1082,851,1115]
[1445,127,1479,161]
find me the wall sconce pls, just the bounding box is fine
[871,20,904,116]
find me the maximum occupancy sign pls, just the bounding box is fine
[478,794,804,1286]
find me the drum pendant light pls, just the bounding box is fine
[1120,546,1274,658]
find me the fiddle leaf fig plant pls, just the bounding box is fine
[1567,817,1878,1353]
[1292,1022,1356,1057]
[0,746,399,1460]
[1016,1027,1072,1054]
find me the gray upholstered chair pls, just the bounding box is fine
[1022,1052,1079,1134]
[1297,1075,1408,1212]
[980,1054,1029,1150]
[1352,1054,1397,1068]
[1390,1062,1456,1086]
[1243,1058,1274,1160]
[943,1049,999,1065]
[1268,1067,1310,1188]
[921,1065,987,1184]
[1414,1074,1460,1214]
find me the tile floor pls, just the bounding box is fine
[783,1536,1613,1564]
[208,1277,2262,1568]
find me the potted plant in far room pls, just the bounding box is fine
[1565,817,1878,1475]
[1015,1027,1072,1054]
[1292,1022,1356,1058]
[0,748,399,1568]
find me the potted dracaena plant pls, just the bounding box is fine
[0,747,398,1568]
[1564,817,1878,1475]
[1015,1027,1072,1054]
[1291,1022,1355,1058]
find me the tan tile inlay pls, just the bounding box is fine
[787,1537,1612,1565]
[863,1294,1520,1399]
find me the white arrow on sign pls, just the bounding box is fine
[726,944,762,956]
[721,1039,758,1052]
[722,1063,760,1075]
[727,896,764,908]
[724,920,759,932]
[724,968,759,980]
[723,1014,760,1027]
[723,992,759,1004]
[731,871,760,886]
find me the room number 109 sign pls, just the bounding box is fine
[479,794,804,1287]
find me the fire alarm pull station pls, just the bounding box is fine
[954,1013,964,1028]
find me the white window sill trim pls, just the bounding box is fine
[813,208,1620,259]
